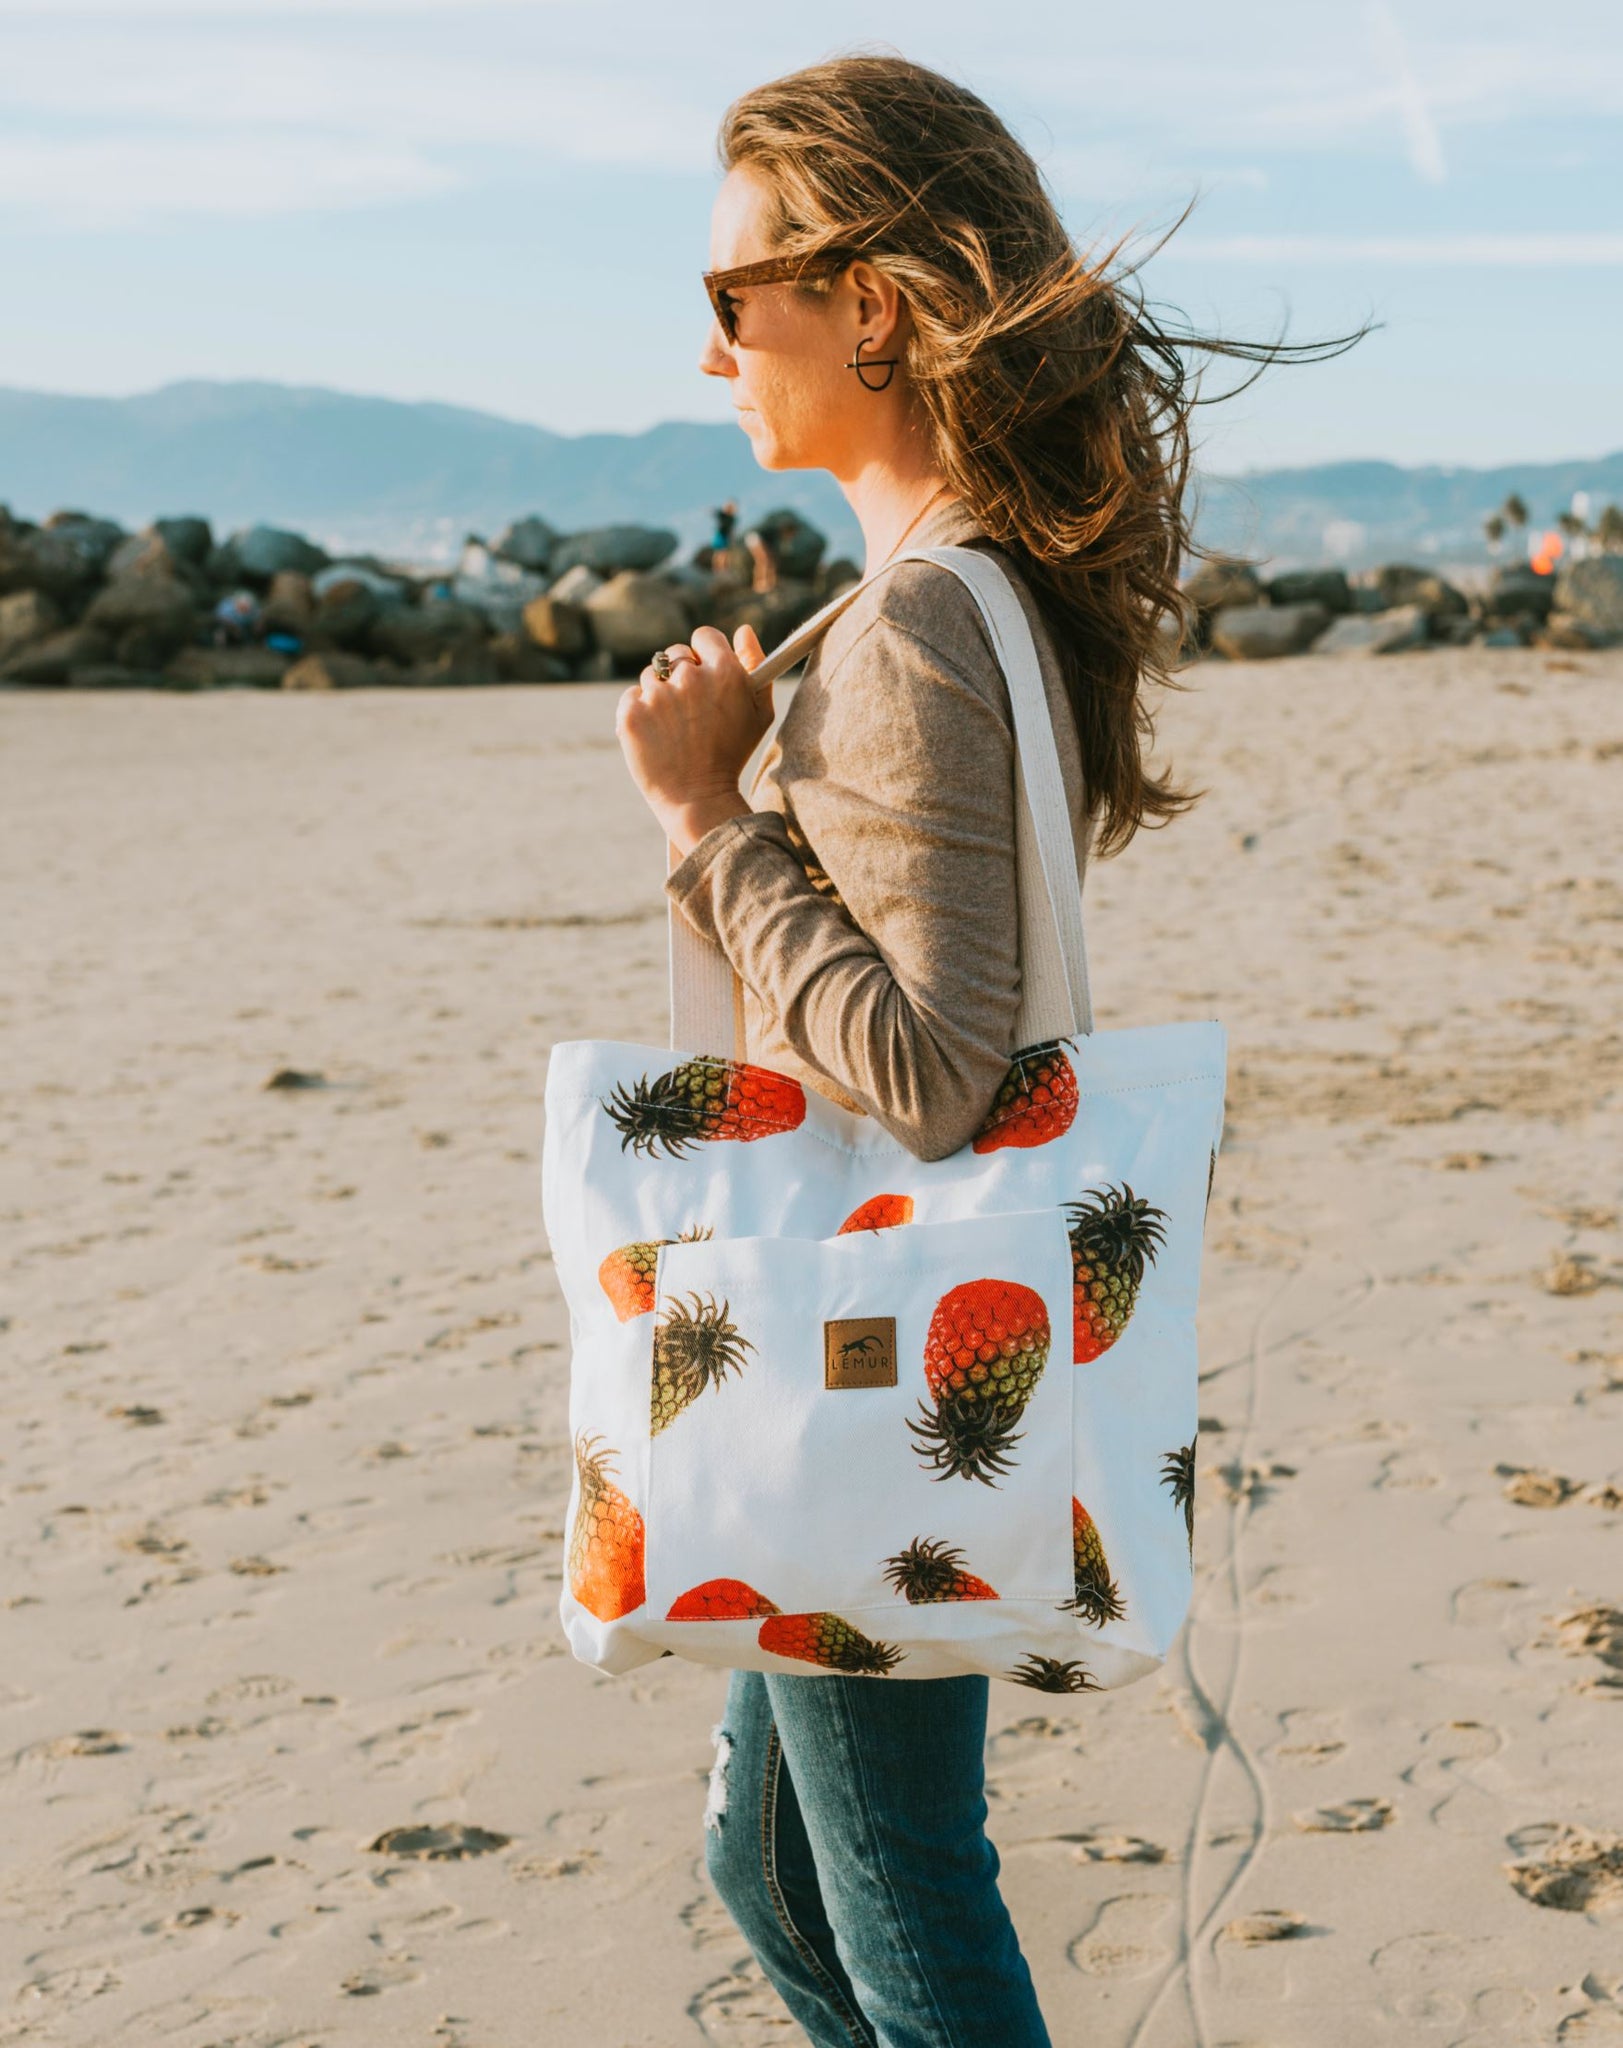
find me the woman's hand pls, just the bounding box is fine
[616,624,770,855]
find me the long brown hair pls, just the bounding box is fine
[720,55,1371,856]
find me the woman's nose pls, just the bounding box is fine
[699,324,737,380]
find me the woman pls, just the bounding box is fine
[615,54,1361,2048]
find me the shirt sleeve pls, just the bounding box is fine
[663,608,1020,1161]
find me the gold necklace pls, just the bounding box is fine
[880,482,955,566]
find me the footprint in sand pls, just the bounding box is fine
[1066,1893,1177,1978]
[1268,1706,1345,1766]
[690,1959,801,2041]
[1449,1577,1530,1629]
[1504,1822,1623,1913]
[1403,1718,1505,1834]
[1292,1797,1394,1832]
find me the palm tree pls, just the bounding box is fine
[1597,504,1623,552]
[1501,492,1529,530]
[1483,511,1506,554]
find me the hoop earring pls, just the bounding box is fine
[843,335,899,392]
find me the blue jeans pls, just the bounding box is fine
[704,1668,1051,2048]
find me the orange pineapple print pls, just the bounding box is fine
[971,1041,1078,1153]
[601,1057,805,1159]
[758,1611,901,1675]
[838,1193,915,1234]
[567,1434,645,1621]
[666,1578,780,1621]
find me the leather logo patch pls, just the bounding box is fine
[824,1316,897,1389]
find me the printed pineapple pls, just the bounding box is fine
[970,1040,1079,1153]
[1064,1497,1125,1626]
[567,1435,646,1622]
[598,1224,713,1321]
[758,1610,902,1675]
[1065,1184,1167,1362]
[667,1578,780,1621]
[602,1057,806,1159]
[909,1277,1051,1486]
[883,1537,999,1604]
[1010,1654,1100,1694]
[1162,1441,1196,1556]
[838,1192,915,1234]
[651,1290,755,1435]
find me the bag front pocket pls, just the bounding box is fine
[642,1208,1075,1640]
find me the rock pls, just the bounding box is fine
[65,663,170,690]
[550,525,678,577]
[1373,565,1468,618]
[583,570,691,664]
[576,648,622,682]
[225,524,330,585]
[1265,568,1352,614]
[1481,626,1526,648]
[313,578,381,647]
[84,575,198,659]
[1210,601,1329,660]
[0,624,112,685]
[40,512,126,579]
[710,578,821,653]
[262,571,316,634]
[119,621,198,671]
[0,514,107,599]
[1553,556,1623,643]
[0,589,62,664]
[152,516,213,566]
[548,563,604,606]
[1183,559,1263,613]
[492,515,558,573]
[490,633,572,683]
[1433,615,1479,647]
[368,601,487,665]
[311,560,407,604]
[816,557,863,600]
[389,645,499,688]
[164,646,290,690]
[106,531,173,582]
[1484,562,1555,622]
[1311,604,1428,656]
[1539,612,1598,651]
[752,508,827,580]
[282,651,379,691]
[521,594,591,659]
[452,539,548,629]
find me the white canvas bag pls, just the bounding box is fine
[542,546,1226,1692]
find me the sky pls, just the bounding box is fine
[1,0,1620,475]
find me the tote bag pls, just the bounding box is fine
[542,546,1226,1693]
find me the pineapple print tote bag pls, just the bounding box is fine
[542,546,1226,1693]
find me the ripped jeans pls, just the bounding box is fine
[704,1669,1051,2048]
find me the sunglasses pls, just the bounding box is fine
[703,251,854,345]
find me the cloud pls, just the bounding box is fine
[0,133,459,228]
[1366,1,1446,183]
[1166,233,1623,266]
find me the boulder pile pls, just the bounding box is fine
[4,501,1618,692]
[1181,555,1622,661]
[0,503,858,691]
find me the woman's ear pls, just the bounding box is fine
[845,260,903,350]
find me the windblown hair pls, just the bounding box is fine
[720,56,1371,855]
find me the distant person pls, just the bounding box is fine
[608,52,1367,2048]
[741,524,778,593]
[710,498,739,552]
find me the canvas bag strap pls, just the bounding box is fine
[666,543,1094,1055]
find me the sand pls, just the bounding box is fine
[3,644,1621,2046]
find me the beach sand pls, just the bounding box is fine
[3,646,1621,2046]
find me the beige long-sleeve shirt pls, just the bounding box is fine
[664,497,1092,1163]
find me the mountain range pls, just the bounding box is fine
[2,379,1619,573]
